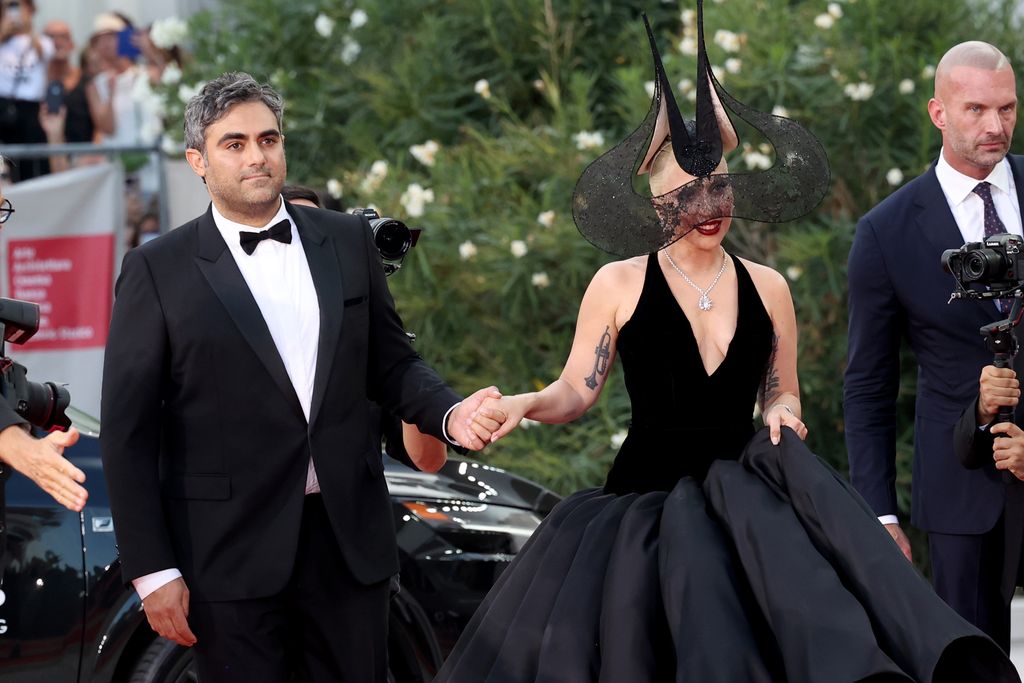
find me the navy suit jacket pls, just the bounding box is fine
[845,155,1024,535]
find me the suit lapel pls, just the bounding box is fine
[287,204,344,427]
[915,163,1002,319]
[193,207,305,419]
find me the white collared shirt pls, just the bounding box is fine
[133,197,322,601]
[935,150,1023,242]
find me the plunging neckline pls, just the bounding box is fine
[656,252,741,378]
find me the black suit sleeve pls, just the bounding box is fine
[100,249,177,584]
[358,216,462,444]
[0,398,27,434]
[953,397,994,470]
[844,215,906,517]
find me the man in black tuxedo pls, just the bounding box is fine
[954,363,1024,650]
[100,72,502,682]
[845,41,1022,648]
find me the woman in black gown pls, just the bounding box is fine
[436,7,1021,683]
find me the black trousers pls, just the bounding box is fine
[0,98,49,181]
[929,517,1010,652]
[189,494,391,683]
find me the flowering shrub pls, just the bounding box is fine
[158,0,1024,507]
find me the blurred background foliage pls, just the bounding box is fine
[159,0,1024,556]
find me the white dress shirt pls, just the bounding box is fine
[134,198,321,600]
[877,151,1023,529]
[0,34,54,101]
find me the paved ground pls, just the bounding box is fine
[1013,597,1024,673]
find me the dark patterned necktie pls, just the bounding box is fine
[972,182,1010,313]
[239,219,292,255]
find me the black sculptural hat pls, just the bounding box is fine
[571,2,830,258]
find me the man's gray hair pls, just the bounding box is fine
[183,72,284,153]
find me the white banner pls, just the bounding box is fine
[0,162,125,419]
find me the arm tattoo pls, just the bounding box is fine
[584,326,612,390]
[759,332,781,409]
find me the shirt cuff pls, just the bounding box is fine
[133,567,182,601]
[442,402,462,446]
[877,514,899,526]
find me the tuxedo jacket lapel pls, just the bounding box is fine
[193,208,305,419]
[288,204,343,428]
[915,163,1002,319]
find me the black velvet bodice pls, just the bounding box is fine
[605,252,773,493]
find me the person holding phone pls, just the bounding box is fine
[0,0,53,180]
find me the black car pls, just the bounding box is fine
[0,409,558,682]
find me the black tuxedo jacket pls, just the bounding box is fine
[845,155,1024,535]
[953,397,1024,604]
[100,203,461,602]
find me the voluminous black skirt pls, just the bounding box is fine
[434,429,1020,683]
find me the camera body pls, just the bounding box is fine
[942,233,1024,292]
[352,208,421,275]
[0,298,70,430]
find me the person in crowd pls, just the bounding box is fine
[845,41,1023,650]
[0,0,52,180]
[434,7,1019,682]
[100,72,501,682]
[282,183,448,473]
[88,12,138,147]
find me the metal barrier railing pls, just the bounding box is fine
[0,142,170,236]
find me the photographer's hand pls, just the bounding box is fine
[0,425,86,511]
[989,422,1024,480]
[977,364,1019,425]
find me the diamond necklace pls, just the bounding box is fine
[663,249,728,312]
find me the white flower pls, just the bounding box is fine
[644,80,656,98]
[350,8,368,29]
[474,78,492,99]
[772,104,790,117]
[573,131,605,151]
[359,160,388,193]
[828,3,844,18]
[713,29,742,53]
[177,82,199,104]
[786,266,803,281]
[711,65,725,82]
[160,135,182,156]
[678,36,697,56]
[814,13,834,29]
[510,240,528,258]
[843,81,875,101]
[459,241,478,260]
[149,17,188,50]
[160,62,182,86]
[743,151,772,170]
[921,64,936,79]
[533,78,546,92]
[314,13,336,38]
[537,210,556,228]
[410,139,440,167]
[399,183,434,218]
[725,58,742,74]
[898,78,915,95]
[885,167,904,186]
[341,36,361,64]
[610,430,628,449]
[681,9,696,27]
[677,78,694,94]
[531,272,550,288]
[326,178,343,199]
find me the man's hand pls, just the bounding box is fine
[0,425,87,512]
[989,422,1024,480]
[884,523,913,562]
[142,577,197,647]
[977,365,1019,425]
[447,386,502,451]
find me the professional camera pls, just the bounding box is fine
[0,298,70,430]
[942,233,1024,293]
[351,208,421,276]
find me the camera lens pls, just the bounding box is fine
[371,218,412,261]
[18,380,71,430]
[963,249,1002,282]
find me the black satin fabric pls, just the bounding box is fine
[434,255,1019,682]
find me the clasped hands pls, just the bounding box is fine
[446,389,527,450]
[977,364,1024,480]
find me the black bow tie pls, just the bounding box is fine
[239,219,292,255]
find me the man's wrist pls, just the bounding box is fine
[878,514,899,526]
[442,402,462,447]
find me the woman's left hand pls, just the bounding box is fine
[766,404,807,445]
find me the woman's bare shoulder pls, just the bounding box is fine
[736,256,793,314]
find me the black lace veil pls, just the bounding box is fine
[571,3,830,258]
